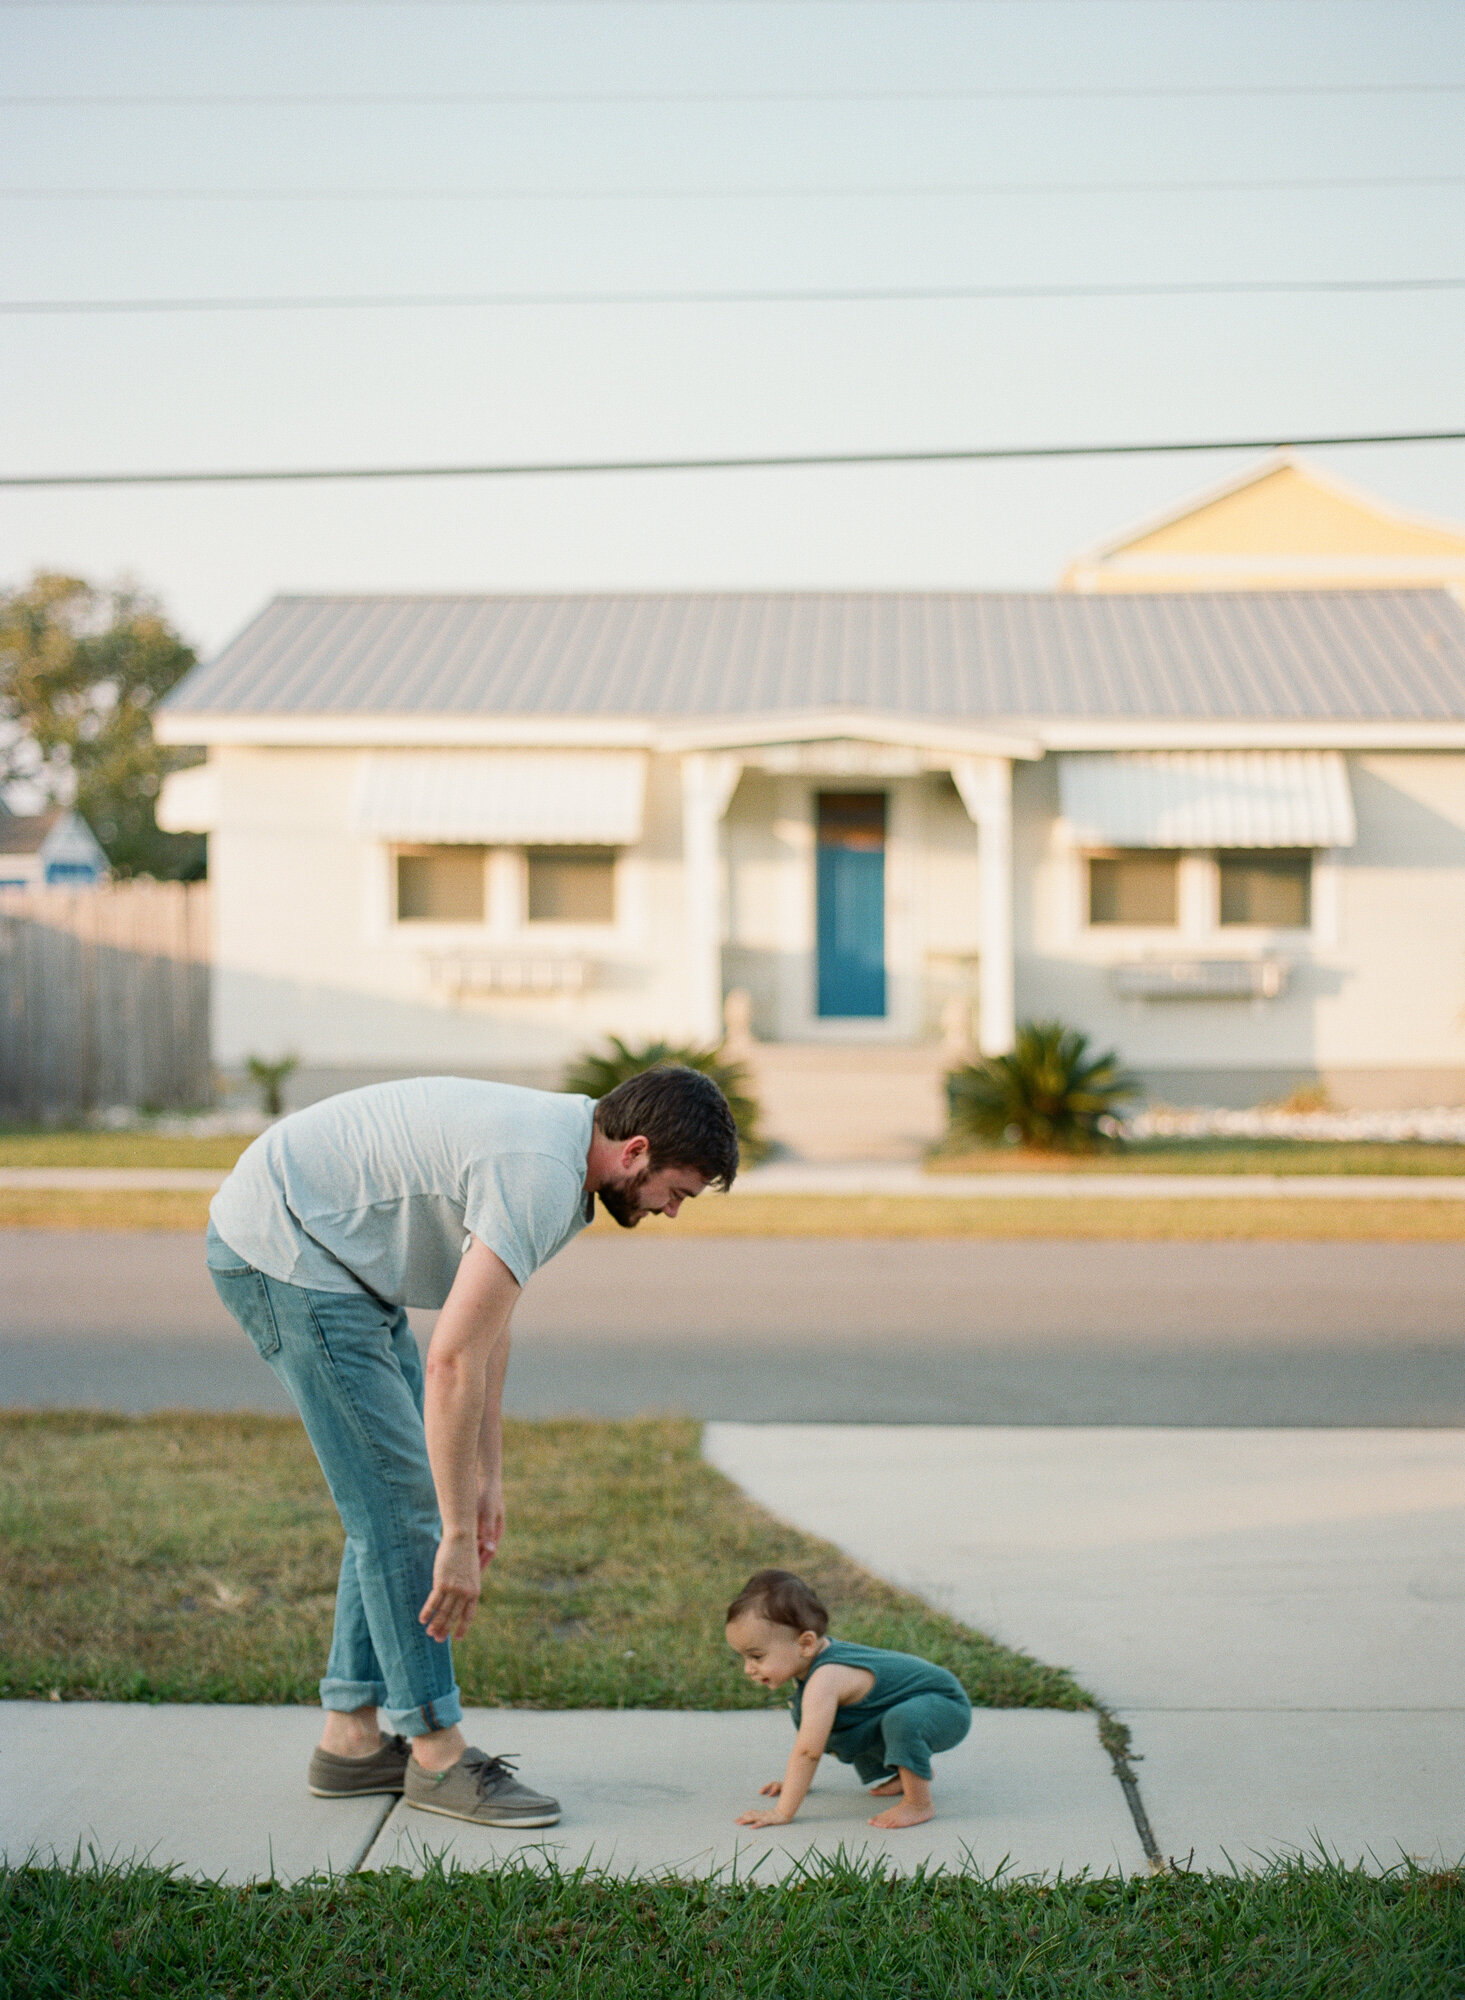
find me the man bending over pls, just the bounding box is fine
[206,1066,738,1827]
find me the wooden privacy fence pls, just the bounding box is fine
[0,880,211,1119]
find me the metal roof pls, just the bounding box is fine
[161,589,1465,723]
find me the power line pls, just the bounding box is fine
[7,174,1462,200]
[11,176,1465,205]
[0,1,1344,8]
[5,426,1463,492]
[6,276,1464,314]
[6,83,1465,104]
[0,1,1387,8]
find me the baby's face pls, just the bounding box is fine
[726,1610,822,1688]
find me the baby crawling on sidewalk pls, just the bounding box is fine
[725,1569,972,1830]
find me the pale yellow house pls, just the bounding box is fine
[1061,455,1465,595]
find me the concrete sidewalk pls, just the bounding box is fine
[705,1424,1465,1872]
[0,1704,1141,1885]
[0,1168,228,1191]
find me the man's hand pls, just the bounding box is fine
[758,1780,783,1797]
[419,1528,482,1642]
[735,1807,794,1827]
[477,1470,505,1570]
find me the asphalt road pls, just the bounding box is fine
[3,1230,1464,1424]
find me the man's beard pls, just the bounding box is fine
[597,1166,650,1229]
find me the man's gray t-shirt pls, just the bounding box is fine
[209,1078,596,1306]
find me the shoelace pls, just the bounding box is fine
[468,1752,520,1796]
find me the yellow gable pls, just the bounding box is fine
[1062,457,1465,592]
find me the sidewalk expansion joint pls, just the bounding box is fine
[346,1796,397,1874]
[1096,1709,1165,1874]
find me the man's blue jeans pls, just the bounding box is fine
[206,1222,463,1738]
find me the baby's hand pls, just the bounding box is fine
[759,1780,782,1797]
[735,1808,792,1827]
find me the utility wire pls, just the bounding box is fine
[4,426,1463,492]
[6,83,1465,104]
[6,276,1464,314]
[8,174,1462,199]
[0,1,1395,8]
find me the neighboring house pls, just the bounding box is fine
[0,807,109,891]
[157,586,1465,1113]
[1061,455,1465,595]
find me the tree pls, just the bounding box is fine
[0,571,205,879]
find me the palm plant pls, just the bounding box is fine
[246,1053,297,1120]
[562,1036,769,1162]
[945,1019,1137,1152]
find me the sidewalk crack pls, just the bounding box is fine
[1096,1708,1164,1873]
[346,1796,397,1874]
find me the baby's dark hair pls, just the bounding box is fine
[726,1568,829,1637]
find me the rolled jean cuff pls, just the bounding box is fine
[320,1676,390,1714]
[383,1685,464,1739]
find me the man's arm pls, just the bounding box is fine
[475,1310,511,1568]
[418,1236,519,1643]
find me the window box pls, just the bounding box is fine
[425,953,590,996]
[1111,957,1289,1000]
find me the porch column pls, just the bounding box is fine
[951,755,1015,1056]
[679,752,743,1045]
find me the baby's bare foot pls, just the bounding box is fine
[868,1779,903,1797]
[868,1802,936,1829]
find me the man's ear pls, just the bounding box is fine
[620,1134,651,1170]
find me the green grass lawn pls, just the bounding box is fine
[3,1127,1462,1179]
[929,1137,1465,1176]
[0,1130,253,1169]
[0,1413,1080,1713]
[4,1853,1459,1999]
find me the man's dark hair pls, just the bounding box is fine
[726,1569,829,1637]
[593,1063,739,1189]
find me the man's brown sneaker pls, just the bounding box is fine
[307,1734,411,1799]
[404,1750,561,1827]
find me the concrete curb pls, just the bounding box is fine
[0,1169,228,1191]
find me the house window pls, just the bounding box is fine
[526,848,616,924]
[395,846,486,923]
[1088,852,1179,926]
[1219,850,1311,928]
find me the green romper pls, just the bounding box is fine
[790,1640,972,1786]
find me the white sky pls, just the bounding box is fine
[2,0,1464,656]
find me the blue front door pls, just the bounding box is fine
[816,792,887,1018]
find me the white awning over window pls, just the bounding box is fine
[1058,750,1356,849]
[352,751,647,846]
